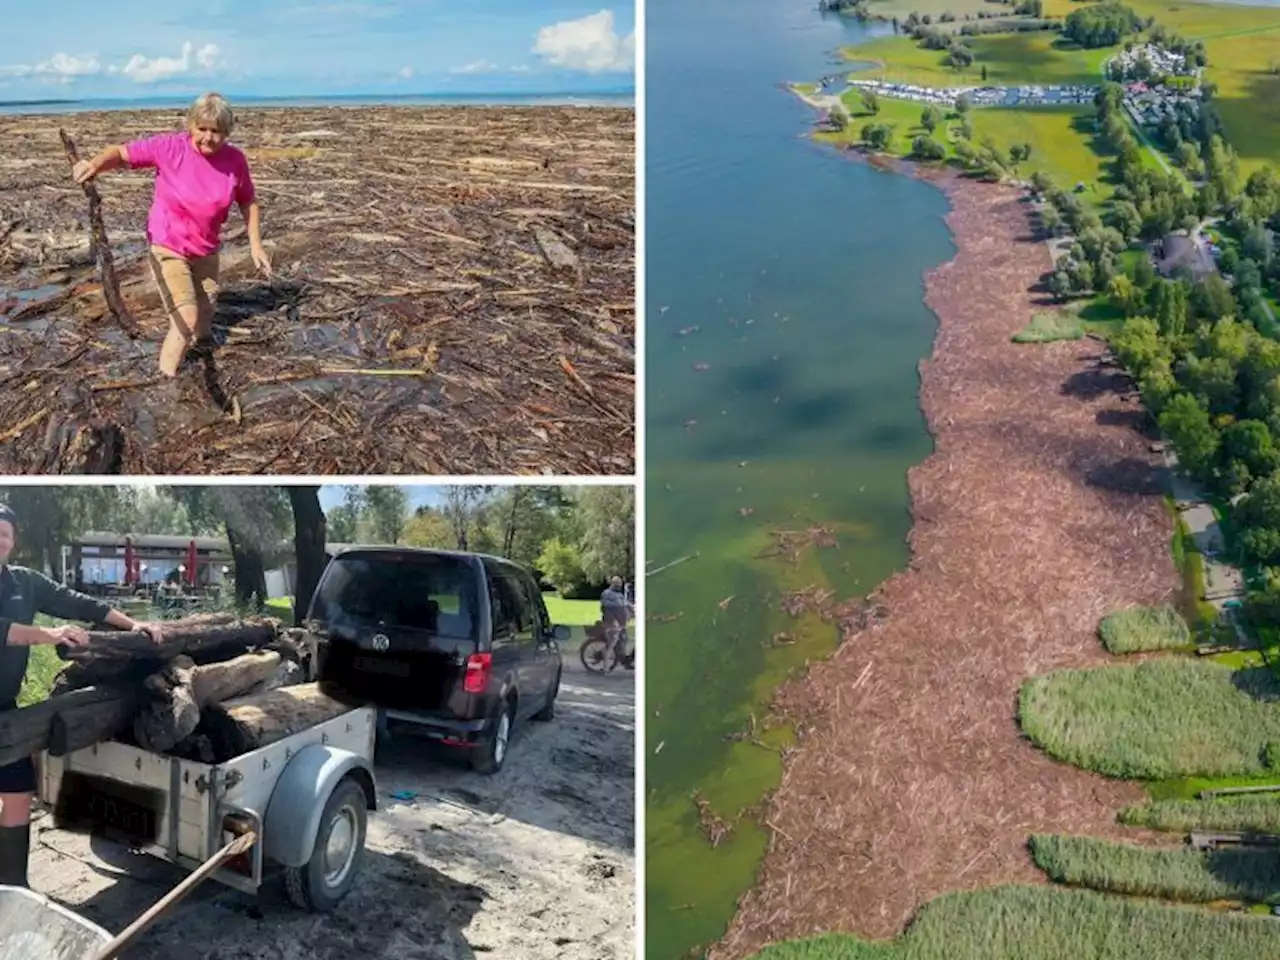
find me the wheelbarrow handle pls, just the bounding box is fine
[91,830,257,960]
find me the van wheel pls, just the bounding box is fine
[533,669,560,722]
[471,700,514,775]
[284,778,367,912]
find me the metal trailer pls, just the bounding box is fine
[1,704,380,959]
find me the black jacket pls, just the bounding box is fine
[0,565,112,707]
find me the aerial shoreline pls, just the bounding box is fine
[707,152,1180,958]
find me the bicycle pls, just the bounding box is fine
[580,620,633,674]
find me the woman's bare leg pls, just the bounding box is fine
[159,302,200,376]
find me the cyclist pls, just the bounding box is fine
[600,575,633,671]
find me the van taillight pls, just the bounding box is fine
[463,653,492,694]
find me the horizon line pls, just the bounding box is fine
[0,88,634,105]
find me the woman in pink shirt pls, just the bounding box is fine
[73,92,271,376]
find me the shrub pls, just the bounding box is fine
[1098,604,1191,653]
[1019,660,1280,780]
[1012,311,1086,344]
[1030,833,1280,904]
[1121,795,1280,835]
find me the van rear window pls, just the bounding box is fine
[311,553,476,639]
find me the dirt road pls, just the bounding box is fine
[28,661,635,959]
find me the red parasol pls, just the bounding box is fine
[123,536,134,586]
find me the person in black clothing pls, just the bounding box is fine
[0,505,164,888]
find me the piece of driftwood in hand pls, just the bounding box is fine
[197,682,357,762]
[133,652,283,753]
[58,128,138,338]
[56,615,281,689]
[0,686,132,767]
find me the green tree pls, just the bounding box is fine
[1221,419,1279,480]
[1238,474,1280,565]
[861,89,880,114]
[363,485,409,544]
[576,487,635,582]
[921,106,943,133]
[536,538,588,598]
[402,509,453,549]
[1158,392,1219,478]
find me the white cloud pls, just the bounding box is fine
[120,41,223,84]
[451,59,499,75]
[0,52,102,82]
[398,66,414,79]
[510,64,532,73]
[533,10,634,74]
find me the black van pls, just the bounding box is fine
[308,547,568,774]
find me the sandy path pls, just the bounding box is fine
[713,174,1179,958]
[27,662,634,960]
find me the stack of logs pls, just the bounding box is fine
[0,613,359,767]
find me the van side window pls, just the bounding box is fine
[483,560,520,636]
[516,573,549,633]
[498,573,535,634]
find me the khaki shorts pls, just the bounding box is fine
[148,244,219,320]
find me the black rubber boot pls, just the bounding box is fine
[0,824,30,887]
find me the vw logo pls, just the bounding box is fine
[370,634,390,652]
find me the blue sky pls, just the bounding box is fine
[0,0,634,99]
[318,485,442,512]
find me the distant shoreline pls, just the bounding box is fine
[0,91,634,116]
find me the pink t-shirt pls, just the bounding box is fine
[125,132,255,259]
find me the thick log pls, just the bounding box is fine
[58,128,138,338]
[133,652,282,753]
[48,690,139,756]
[0,686,131,766]
[56,615,280,689]
[198,682,358,761]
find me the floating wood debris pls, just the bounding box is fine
[0,104,634,475]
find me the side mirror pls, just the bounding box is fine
[552,624,571,642]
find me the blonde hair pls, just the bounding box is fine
[188,92,234,135]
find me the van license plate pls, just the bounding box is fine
[354,656,411,677]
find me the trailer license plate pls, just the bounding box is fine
[354,656,411,677]
[57,772,161,844]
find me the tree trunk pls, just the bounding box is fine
[197,682,358,762]
[54,614,280,690]
[287,486,327,626]
[133,652,282,753]
[48,688,140,757]
[226,525,267,610]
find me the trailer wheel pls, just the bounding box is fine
[284,778,367,912]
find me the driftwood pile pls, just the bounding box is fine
[0,104,635,475]
[0,613,356,766]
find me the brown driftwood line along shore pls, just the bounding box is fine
[0,613,338,765]
[0,105,635,475]
[711,173,1178,960]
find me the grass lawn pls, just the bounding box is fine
[1020,659,1280,780]
[862,0,1012,21]
[829,98,1113,206]
[849,32,1109,89]
[1122,794,1280,835]
[1030,833,1280,906]
[19,644,63,707]
[265,596,293,618]
[541,595,599,626]
[747,884,1280,958]
[1098,605,1192,654]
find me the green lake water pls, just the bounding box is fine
[644,2,959,958]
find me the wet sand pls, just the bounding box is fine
[711,172,1179,958]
